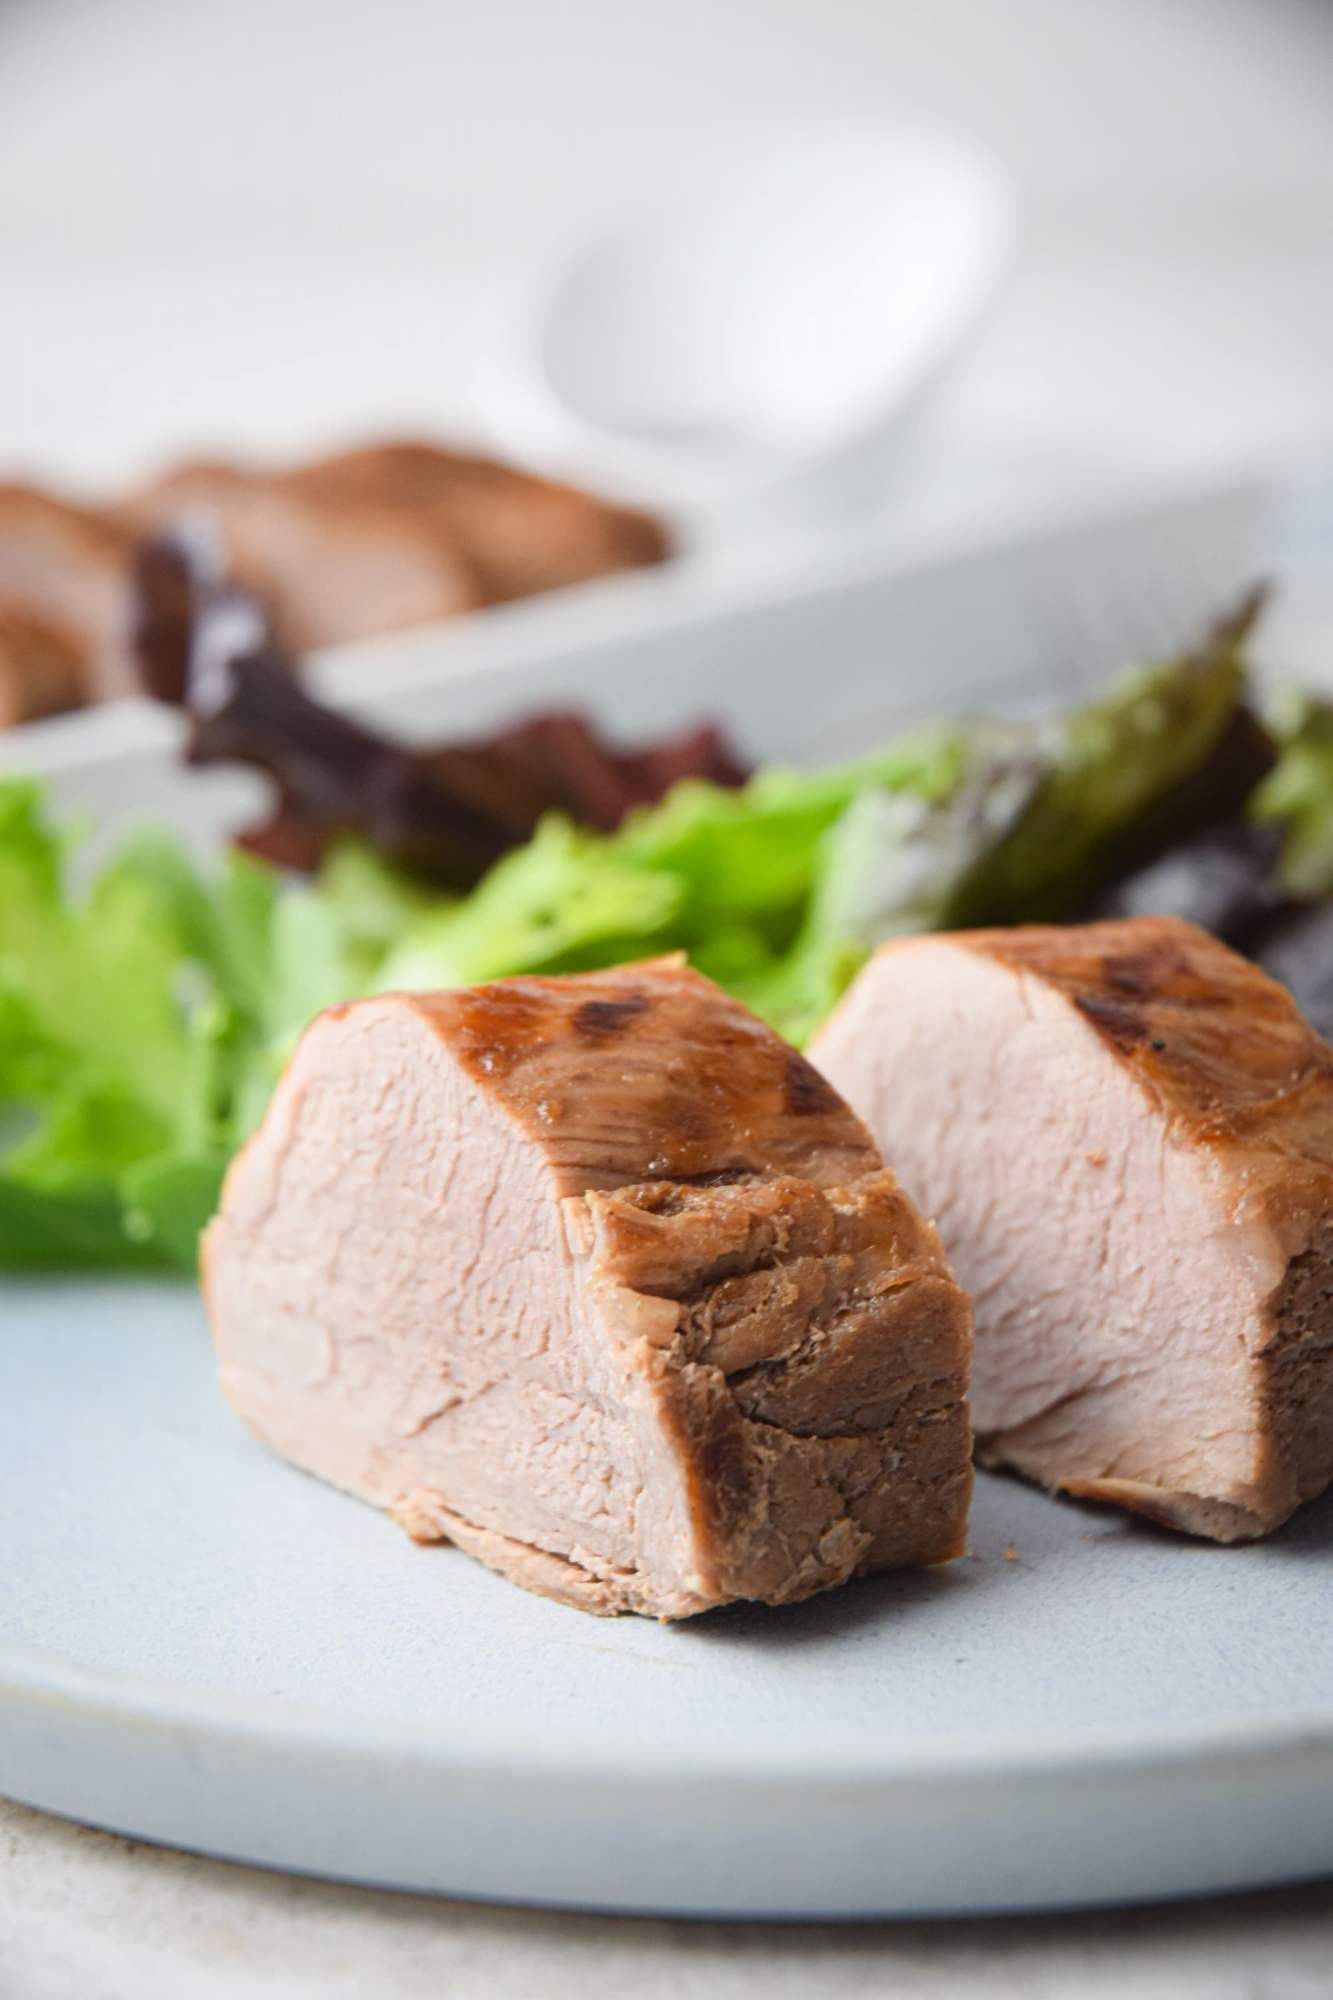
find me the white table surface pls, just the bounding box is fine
[2,1797,1331,2000]
[5,0,1333,1989]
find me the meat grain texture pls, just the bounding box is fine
[203,959,972,1618]
[811,915,1333,1540]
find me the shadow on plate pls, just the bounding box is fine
[675,1537,1024,1651]
[1211,1479,1333,1562]
[1033,1466,1333,1560]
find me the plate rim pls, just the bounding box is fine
[6,1635,1333,1792]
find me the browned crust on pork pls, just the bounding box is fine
[959,916,1333,1165]
[945,916,1333,1538]
[0,600,87,724]
[1257,1223,1333,1526]
[582,1172,972,1606]
[206,960,970,1616]
[0,485,136,700]
[0,482,130,564]
[1,449,666,725]
[378,957,881,1196]
[280,439,670,600]
[120,442,668,632]
[116,459,484,650]
[392,962,972,1607]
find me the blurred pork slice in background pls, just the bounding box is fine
[0,485,138,714]
[0,441,669,728]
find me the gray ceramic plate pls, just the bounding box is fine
[3,1279,1332,1916]
[5,482,1332,1916]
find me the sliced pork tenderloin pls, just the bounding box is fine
[119,442,668,654]
[203,959,972,1618]
[117,460,482,652]
[0,485,135,701]
[811,916,1333,1541]
[0,600,87,724]
[280,440,669,601]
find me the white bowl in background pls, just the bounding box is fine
[480,119,1019,542]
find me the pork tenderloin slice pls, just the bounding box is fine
[0,600,87,724]
[279,440,669,601]
[811,915,1333,1541]
[0,485,136,700]
[203,960,972,1617]
[117,461,482,651]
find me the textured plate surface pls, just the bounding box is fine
[2,1280,1332,1916]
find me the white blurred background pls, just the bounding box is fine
[5,0,1333,553]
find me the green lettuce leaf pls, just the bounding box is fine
[948,599,1259,925]
[374,816,684,991]
[0,779,348,1272]
[763,607,1261,1032]
[1251,693,1333,897]
[0,598,1270,1278]
[0,1176,168,1271]
[314,839,436,986]
[615,726,963,940]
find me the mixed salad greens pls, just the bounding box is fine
[3,588,1331,1277]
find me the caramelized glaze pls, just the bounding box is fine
[391,957,879,1195]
